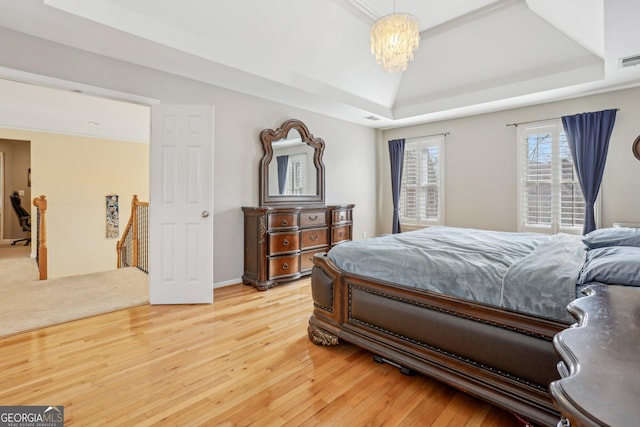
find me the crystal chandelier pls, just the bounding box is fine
[370,6,420,73]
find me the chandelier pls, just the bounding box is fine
[370,7,420,73]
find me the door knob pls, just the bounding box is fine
[201,211,210,218]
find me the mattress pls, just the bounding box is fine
[327,226,586,322]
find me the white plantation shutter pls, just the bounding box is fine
[401,146,418,220]
[523,131,553,228]
[518,121,589,234]
[559,135,586,228]
[400,136,444,227]
[285,153,305,195]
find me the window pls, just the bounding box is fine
[284,153,306,195]
[400,136,444,227]
[517,121,594,234]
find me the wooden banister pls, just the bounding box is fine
[117,195,149,272]
[33,195,48,280]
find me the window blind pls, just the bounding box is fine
[518,121,586,234]
[285,153,306,195]
[400,136,444,227]
[559,134,585,228]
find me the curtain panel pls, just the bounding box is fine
[561,109,617,234]
[388,139,405,234]
[276,155,289,195]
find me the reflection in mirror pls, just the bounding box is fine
[259,119,325,206]
[268,129,317,196]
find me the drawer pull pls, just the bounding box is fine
[282,239,289,246]
[310,235,318,241]
[309,215,318,220]
[340,215,345,221]
[281,219,288,226]
[338,231,344,237]
[282,262,289,270]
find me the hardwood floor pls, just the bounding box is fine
[0,278,522,426]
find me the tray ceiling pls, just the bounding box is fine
[0,0,639,129]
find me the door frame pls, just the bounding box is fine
[0,69,217,296]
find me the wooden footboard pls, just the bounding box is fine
[308,253,569,427]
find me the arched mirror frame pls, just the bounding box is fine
[633,134,640,161]
[259,119,325,206]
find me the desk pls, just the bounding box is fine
[550,284,640,426]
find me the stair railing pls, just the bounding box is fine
[116,195,149,273]
[32,195,48,280]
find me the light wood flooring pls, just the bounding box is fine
[0,278,523,426]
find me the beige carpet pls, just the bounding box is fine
[0,245,149,337]
[0,245,38,283]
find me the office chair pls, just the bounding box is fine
[10,191,31,246]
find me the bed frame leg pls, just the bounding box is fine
[373,355,415,376]
[307,322,339,346]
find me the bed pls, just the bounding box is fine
[307,225,640,427]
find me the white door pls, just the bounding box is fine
[149,105,214,304]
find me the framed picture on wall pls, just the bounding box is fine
[106,194,119,238]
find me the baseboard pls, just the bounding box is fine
[214,278,243,289]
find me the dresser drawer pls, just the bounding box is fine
[300,210,328,228]
[268,212,298,230]
[332,225,351,244]
[243,204,353,290]
[332,209,351,224]
[300,227,328,250]
[268,254,299,279]
[300,248,326,272]
[268,231,300,255]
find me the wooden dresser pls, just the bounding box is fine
[550,284,640,426]
[242,204,354,290]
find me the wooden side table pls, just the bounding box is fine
[550,284,640,426]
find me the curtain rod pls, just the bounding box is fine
[505,108,620,127]
[405,132,450,140]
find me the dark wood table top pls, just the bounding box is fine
[550,284,640,427]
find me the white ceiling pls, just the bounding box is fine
[0,77,150,143]
[0,0,639,131]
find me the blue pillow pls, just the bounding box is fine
[582,227,640,249]
[577,246,640,286]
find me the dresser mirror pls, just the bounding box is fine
[259,119,325,205]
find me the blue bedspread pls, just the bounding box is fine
[327,226,586,322]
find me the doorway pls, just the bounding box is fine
[0,76,216,304]
[0,139,31,245]
[0,76,151,278]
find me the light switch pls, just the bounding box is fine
[18,190,24,196]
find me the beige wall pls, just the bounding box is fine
[0,128,149,278]
[204,93,378,286]
[0,138,31,239]
[2,27,638,284]
[379,87,640,234]
[0,29,378,285]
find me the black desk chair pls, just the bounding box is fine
[10,191,31,246]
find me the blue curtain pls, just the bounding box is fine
[389,139,405,234]
[561,109,617,234]
[276,155,289,195]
